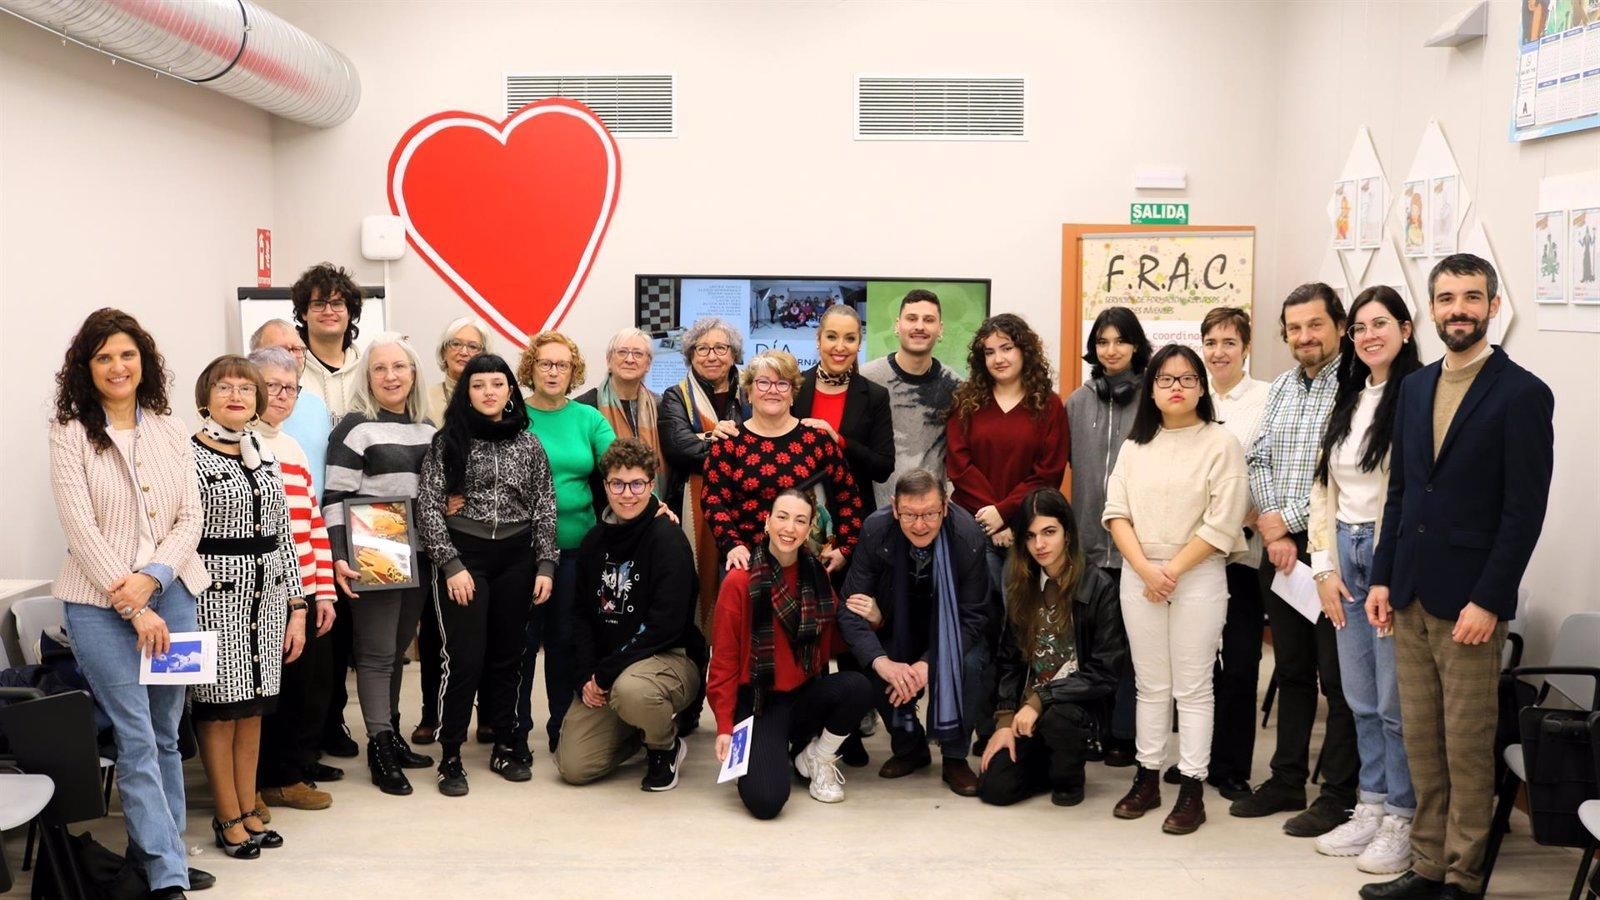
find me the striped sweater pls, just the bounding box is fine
[259,424,337,603]
[323,409,434,565]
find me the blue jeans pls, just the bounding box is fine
[63,586,199,891]
[1335,522,1415,816]
[517,549,578,750]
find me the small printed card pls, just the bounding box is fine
[139,631,218,685]
[717,716,754,784]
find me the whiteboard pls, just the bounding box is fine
[236,287,388,355]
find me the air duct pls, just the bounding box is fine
[0,0,360,128]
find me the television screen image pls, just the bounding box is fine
[636,274,990,395]
[151,641,205,675]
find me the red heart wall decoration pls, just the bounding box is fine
[387,98,621,347]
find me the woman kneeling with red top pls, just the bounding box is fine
[707,489,873,819]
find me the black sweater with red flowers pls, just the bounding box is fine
[701,422,864,560]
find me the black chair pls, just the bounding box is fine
[1580,713,1600,899]
[0,687,107,899]
[1481,612,1600,898]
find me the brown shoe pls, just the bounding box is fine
[1162,775,1207,834]
[1113,766,1162,819]
[941,759,979,797]
[411,722,438,745]
[878,751,932,779]
[260,782,333,811]
[253,791,271,824]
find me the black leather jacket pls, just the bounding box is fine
[655,369,746,515]
[993,566,1127,716]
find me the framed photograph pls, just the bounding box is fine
[1571,208,1600,305]
[1535,210,1568,304]
[140,631,218,685]
[345,497,420,591]
[1430,175,1459,256]
[1356,177,1384,249]
[1401,180,1429,258]
[1332,180,1356,250]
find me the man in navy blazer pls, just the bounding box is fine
[1359,255,1554,900]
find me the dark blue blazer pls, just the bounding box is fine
[1370,348,1553,621]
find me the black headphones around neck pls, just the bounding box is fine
[1092,374,1137,406]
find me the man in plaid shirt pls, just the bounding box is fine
[1230,283,1360,840]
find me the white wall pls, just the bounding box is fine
[1262,0,1600,664]
[0,17,275,578]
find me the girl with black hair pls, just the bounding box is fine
[1062,305,1151,766]
[978,488,1127,808]
[1101,344,1249,835]
[415,353,559,797]
[1306,286,1422,873]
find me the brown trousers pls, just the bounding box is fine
[554,650,699,785]
[1392,602,1507,892]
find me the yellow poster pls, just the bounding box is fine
[1080,231,1254,353]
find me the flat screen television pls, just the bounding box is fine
[634,274,990,394]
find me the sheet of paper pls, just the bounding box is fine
[140,631,218,685]
[717,715,754,784]
[1271,563,1323,625]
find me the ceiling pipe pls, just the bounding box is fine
[0,0,360,128]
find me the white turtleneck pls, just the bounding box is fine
[1330,377,1387,525]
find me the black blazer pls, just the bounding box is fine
[1370,349,1554,621]
[793,367,895,501]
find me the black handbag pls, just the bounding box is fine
[1518,705,1599,847]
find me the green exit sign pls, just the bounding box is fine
[1131,202,1189,225]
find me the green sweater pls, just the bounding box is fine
[526,400,616,549]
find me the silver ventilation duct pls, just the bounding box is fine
[0,0,360,128]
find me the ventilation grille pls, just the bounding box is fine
[855,76,1026,140]
[505,73,674,137]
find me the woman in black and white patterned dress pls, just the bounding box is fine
[191,356,304,859]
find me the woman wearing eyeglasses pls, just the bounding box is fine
[576,327,668,504]
[1101,344,1249,835]
[702,350,864,581]
[426,316,493,427]
[416,353,558,796]
[513,332,617,760]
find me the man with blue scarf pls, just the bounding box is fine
[838,468,996,796]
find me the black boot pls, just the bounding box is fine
[367,733,413,796]
[389,716,434,768]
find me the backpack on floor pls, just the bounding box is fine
[29,829,147,900]
[1518,706,1599,847]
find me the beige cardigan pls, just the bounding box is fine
[50,414,211,607]
[1308,450,1389,578]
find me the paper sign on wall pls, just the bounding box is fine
[256,229,272,288]
[1079,231,1254,363]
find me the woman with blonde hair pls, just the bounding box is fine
[322,332,439,795]
[512,331,616,759]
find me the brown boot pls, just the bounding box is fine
[1113,766,1162,819]
[260,782,333,811]
[878,751,932,779]
[252,791,270,824]
[1162,774,1207,834]
[941,759,979,797]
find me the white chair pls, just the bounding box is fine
[11,596,64,666]
[0,773,55,892]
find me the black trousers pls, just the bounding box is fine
[1101,566,1136,744]
[977,702,1092,806]
[319,592,354,744]
[260,606,333,787]
[434,532,536,751]
[1209,561,1265,783]
[419,590,443,724]
[732,672,873,820]
[1260,532,1358,804]
[868,640,993,762]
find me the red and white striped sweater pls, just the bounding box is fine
[260,426,336,604]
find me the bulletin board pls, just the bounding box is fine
[1058,224,1256,395]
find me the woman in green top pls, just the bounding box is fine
[514,331,616,754]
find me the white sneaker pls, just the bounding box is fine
[1314,802,1384,857]
[794,739,846,803]
[1356,815,1414,874]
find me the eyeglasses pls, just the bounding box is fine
[752,378,792,394]
[605,478,651,496]
[1347,317,1394,339]
[612,348,648,360]
[212,383,258,398]
[307,299,347,312]
[1154,374,1201,389]
[446,339,484,354]
[265,382,300,398]
[371,363,413,378]
[898,509,945,525]
[535,360,572,373]
[279,344,307,357]
[693,343,733,358]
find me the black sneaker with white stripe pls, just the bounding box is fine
[641,738,686,792]
[436,757,468,797]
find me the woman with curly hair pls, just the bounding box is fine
[946,313,1070,632]
[513,332,616,758]
[49,308,214,897]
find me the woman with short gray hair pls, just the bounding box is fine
[576,327,666,498]
[426,317,493,426]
